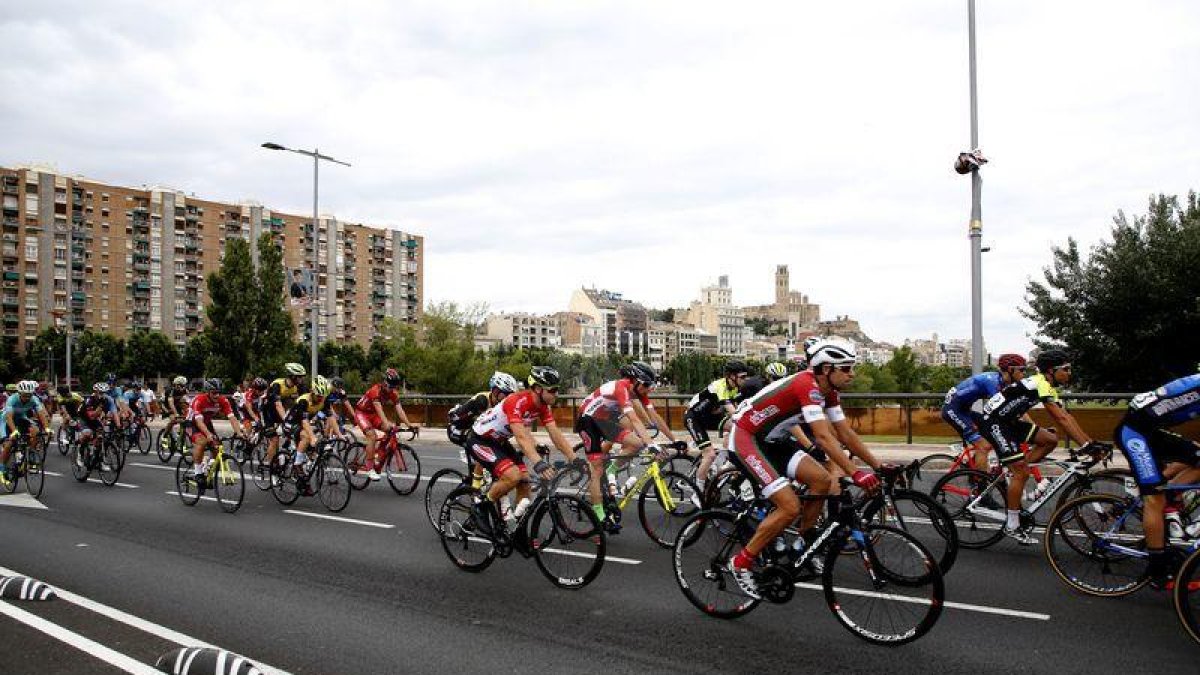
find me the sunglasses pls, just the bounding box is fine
[836,366,855,374]
[543,387,560,394]
[1055,365,1073,372]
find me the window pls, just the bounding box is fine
[54,248,66,261]
[100,310,109,321]
[25,195,37,215]
[24,308,36,319]
[24,241,36,260]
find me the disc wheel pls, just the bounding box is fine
[931,468,1006,549]
[385,444,421,495]
[1043,493,1148,597]
[529,494,606,589]
[315,454,352,513]
[637,470,702,548]
[213,455,245,514]
[426,468,467,532]
[438,486,497,572]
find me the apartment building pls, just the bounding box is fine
[552,311,604,357]
[485,313,561,350]
[686,275,746,357]
[0,165,422,351]
[646,320,702,371]
[568,287,649,358]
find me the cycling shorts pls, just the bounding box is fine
[683,408,726,450]
[1115,421,1200,495]
[941,405,982,445]
[355,411,385,432]
[728,426,811,499]
[574,415,632,461]
[980,419,1040,465]
[465,433,525,478]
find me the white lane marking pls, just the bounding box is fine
[45,471,139,489]
[462,536,642,565]
[0,563,292,675]
[130,462,175,472]
[0,493,48,509]
[793,582,1051,621]
[282,510,395,529]
[164,490,220,503]
[0,599,160,674]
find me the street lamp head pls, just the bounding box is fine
[261,142,287,151]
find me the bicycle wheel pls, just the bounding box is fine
[213,455,245,514]
[0,453,17,493]
[70,443,90,482]
[861,489,959,575]
[385,443,421,495]
[529,494,606,589]
[252,445,273,491]
[315,454,351,513]
[823,525,943,645]
[1058,468,1136,506]
[1174,547,1200,645]
[24,444,45,498]
[672,509,761,618]
[931,468,1006,549]
[174,455,201,506]
[155,428,173,463]
[271,462,301,505]
[135,424,151,454]
[702,466,758,511]
[438,486,497,572]
[1043,493,1148,597]
[344,442,369,490]
[912,453,959,494]
[637,470,702,548]
[426,468,467,532]
[56,425,71,456]
[98,440,122,486]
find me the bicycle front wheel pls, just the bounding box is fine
[56,426,72,456]
[1,454,18,493]
[213,456,245,514]
[529,494,606,589]
[823,525,944,646]
[271,463,301,505]
[385,443,420,495]
[861,489,959,575]
[672,509,761,619]
[98,440,123,486]
[25,445,45,498]
[931,468,1006,549]
[438,487,497,572]
[70,444,90,482]
[344,442,369,490]
[1043,493,1148,597]
[316,454,351,513]
[136,425,151,454]
[252,445,273,491]
[425,468,467,532]
[637,470,702,548]
[174,455,201,506]
[1174,547,1200,645]
[911,452,959,494]
[155,428,173,463]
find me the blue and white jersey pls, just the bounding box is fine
[3,394,44,422]
[943,372,1003,416]
[1127,374,1200,428]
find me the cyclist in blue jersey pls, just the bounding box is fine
[1115,372,1200,587]
[941,353,1029,470]
[0,381,52,487]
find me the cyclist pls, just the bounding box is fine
[237,377,267,435]
[353,368,419,481]
[466,366,582,537]
[261,362,308,477]
[978,348,1099,545]
[1115,372,1200,588]
[55,385,85,425]
[447,371,520,488]
[185,378,244,486]
[162,376,191,446]
[684,360,751,496]
[941,353,1029,471]
[576,361,685,528]
[280,376,332,476]
[726,338,879,598]
[321,377,357,441]
[77,383,118,467]
[0,381,52,487]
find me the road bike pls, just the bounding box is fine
[56,420,80,456]
[155,422,188,464]
[1172,543,1200,645]
[70,428,124,487]
[592,447,701,547]
[344,425,420,494]
[1,430,46,498]
[672,477,944,645]
[262,436,352,512]
[174,435,246,513]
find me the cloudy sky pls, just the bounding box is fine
[2,1,1198,352]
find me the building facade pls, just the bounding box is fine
[552,311,604,357]
[743,265,821,337]
[0,164,422,351]
[485,313,561,350]
[686,275,746,357]
[567,287,649,358]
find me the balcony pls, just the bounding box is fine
[132,206,148,216]
[2,217,18,231]
[3,272,19,281]
[1,299,16,309]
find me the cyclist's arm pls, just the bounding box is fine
[644,405,678,444]
[193,415,215,439]
[1043,403,1090,446]
[833,418,880,470]
[391,402,415,427]
[807,417,858,476]
[786,424,814,447]
[509,421,543,464]
[545,422,580,461]
[623,400,655,446]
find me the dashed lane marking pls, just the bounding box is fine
[792,582,1051,620]
[282,510,395,528]
[45,471,139,489]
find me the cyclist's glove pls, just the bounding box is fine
[851,469,880,491]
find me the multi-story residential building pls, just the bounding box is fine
[686,275,746,357]
[485,312,561,350]
[568,287,649,358]
[552,311,604,357]
[646,321,701,371]
[0,164,422,351]
[859,343,897,366]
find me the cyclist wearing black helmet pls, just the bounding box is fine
[684,360,751,495]
[320,376,357,442]
[576,361,685,528]
[978,348,1099,545]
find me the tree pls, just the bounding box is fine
[1024,192,1200,390]
[25,327,66,381]
[123,330,179,380]
[250,233,297,376]
[180,331,213,378]
[74,331,124,385]
[885,346,922,392]
[0,337,25,383]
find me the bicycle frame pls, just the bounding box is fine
[1087,483,1200,558]
[938,442,1047,483]
[611,453,679,513]
[958,455,1101,522]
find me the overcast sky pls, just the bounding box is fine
[3,1,1198,353]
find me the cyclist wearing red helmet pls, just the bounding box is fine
[354,367,419,480]
[941,353,1030,471]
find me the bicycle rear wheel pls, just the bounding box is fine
[823,525,944,645]
[344,442,369,490]
[316,454,352,513]
[98,440,123,486]
[861,489,959,575]
[252,445,273,491]
[135,424,151,454]
[24,444,45,498]
[438,487,497,572]
[213,455,245,514]
[1174,547,1200,645]
[529,494,606,589]
[271,463,301,505]
[56,426,72,456]
[385,443,420,495]
[637,470,702,548]
[912,452,959,494]
[931,468,1006,549]
[70,443,90,482]
[1043,493,1148,597]
[426,468,467,532]
[672,509,761,618]
[174,455,201,506]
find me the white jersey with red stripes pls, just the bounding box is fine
[578,378,652,421]
[471,390,555,441]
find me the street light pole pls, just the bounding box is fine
[261,142,351,378]
[967,0,984,374]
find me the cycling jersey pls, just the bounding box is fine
[262,378,302,422]
[56,392,85,417]
[447,391,490,444]
[355,383,400,414]
[579,379,653,421]
[1116,375,1200,493]
[186,393,233,429]
[167,387,190,415]
[81,394,113,427]
[1126,374,1200,427]
[686,378,739,417]
[733,371,846,438]
[471,390,554,442]
[284,394,326,425]
[322,389,347,414]
[979,372,1059,425]
[942,371,1003,444]
[3,394,45,422]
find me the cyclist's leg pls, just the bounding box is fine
[685,410,715,489]
[1025,425,1058,464]
[190,430,210,477]
[789,447,834,532]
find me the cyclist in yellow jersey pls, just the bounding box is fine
[262,362,308,476]
[684,361,751,496]
[281,377,331,472]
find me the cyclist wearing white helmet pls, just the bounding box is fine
[0,381,51,488]
[447,372,520,487]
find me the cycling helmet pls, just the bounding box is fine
[619,361,656,385]
[311,375,331,397]
[1035,348,1070,373]
[723,360,749,376]
[93,383,109,393]
[489,371,519,394]
[997,353,1027,370]
[764,362,787,379]
[284,362,307,377]
[384,368,402,386]
[172,376,188,387]
[808,338,858,369]
[330,376,346,390]
[802,336,822,353]
[16,380,36,394]
[252,377,268,389]
[528,366,561,389]
[203,378,222,393]
[4,383,15,392]
[105,372,116,384]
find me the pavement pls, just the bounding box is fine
[0,422,1191,674]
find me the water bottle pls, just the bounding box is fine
[13,450,23,466]
[512,497,532,521]
[623,475,638,493]
[1029,478,1051,502]
[738,480,756,502]
[789,537,807,561]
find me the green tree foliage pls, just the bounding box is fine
[75,331,124,385]
[123,330,179,380]
[885,346,922,393]
[1024,192,1200,390]
[251,233,298,376]
[663,352,728,393]
[0,337,25,382]
[25,327,66,380]
[180,332,213,378]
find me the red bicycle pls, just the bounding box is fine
[345,426,421,494]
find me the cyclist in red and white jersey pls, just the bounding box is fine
[354,368,419,480]
[726,338,881,598]
[186,378,245,485]
[466,366,582,533]
[576,361,685,525]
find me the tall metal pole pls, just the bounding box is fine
[311,151,320,379]
[968,0,984,374]
[65,333,72,388]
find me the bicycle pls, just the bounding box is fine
[425,442,490,533]
[931,443,1125,548]
[437,465,606,589]
[122,414,152,455]
[1173,543,1200,645]
[70,427,124,488]
[174,434,246,513]
[155,421,189,464]
[344,425,420,494]
[1043,482,1200,597]
[263,435,352,512]
[56,420,80,456]
[1,430,46,498]
[672,477,944,645]
[593,446,701,547]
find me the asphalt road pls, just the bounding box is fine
[1,427,1195,674]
